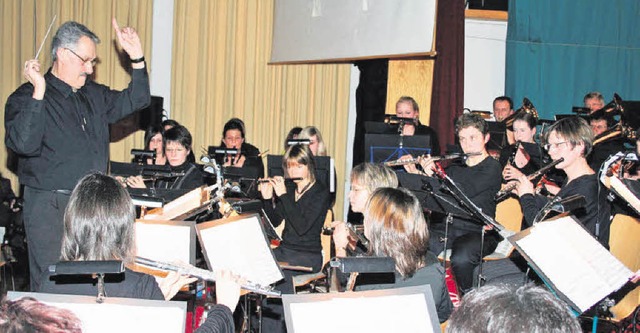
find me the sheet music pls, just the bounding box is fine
[514,216,633,312]
[484,229,515,259]
[135,221,193,264]
[197,214,283,286]
[288,294,434,333]
[8,292,185,333]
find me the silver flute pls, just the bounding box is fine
[135,257,281,297]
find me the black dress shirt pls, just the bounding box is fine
[5,68,150,191]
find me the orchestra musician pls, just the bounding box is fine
[493,96,515,145]
[140,125,167,165]
[401,113,502,294]
[507,116,611,248]
[297,126,328,157]
[126,125,204,190]
[215,118,264,177]
[390,96,441,155]
[4,19,150,291]
[258,144,331,332]
[586,92,625,172]
[498,111,545,176]
[332,187,453,323]
[39,173,195,300]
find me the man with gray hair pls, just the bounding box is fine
[4,18,150,290]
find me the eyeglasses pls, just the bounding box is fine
[65,48,98,67]
[543,141,568,151]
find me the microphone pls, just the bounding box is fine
[550,194,586,213]
[384,115,418,125]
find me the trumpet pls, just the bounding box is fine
[384,152,482,167]
[495,157,564,202]
[135,257,281,297]
[502,97,539,128]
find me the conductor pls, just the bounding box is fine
[4,18,150,290]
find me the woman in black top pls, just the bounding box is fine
[141,125,167,165]
[216,118,264,177]
[128,125,203,190]
[498,112,544,176]
[258,145,331,332]
[508,116,611,248]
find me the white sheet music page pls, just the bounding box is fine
[135,222,192,264]
[198,215,283,286]
[289,294,433,333]
[515,216,632,312]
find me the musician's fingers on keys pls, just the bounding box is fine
[126,175,146,189]
[399,154,417,173]
[215,270,242,311]
[156,271,197,301]
[514,173,534,196]
[330,221,349,249]
[502,164,523,181]
[418,155,435,176]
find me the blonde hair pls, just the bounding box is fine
[298,126,327,156]
[350,163,398,193]
[544,116,594,157]
[283,144,316,183]
[364,187,429,278]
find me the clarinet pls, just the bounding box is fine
[508,141,522,166]
[495,158,564,202]
[135,257,281,297]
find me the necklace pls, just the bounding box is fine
[295,180,313,198]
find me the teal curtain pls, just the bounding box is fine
[505,0,640,120]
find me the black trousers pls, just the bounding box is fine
[23,187,69,291]
[429,225,499,293]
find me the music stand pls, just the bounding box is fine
[222,166,262,198]
[364,133,431,164]
[508,215,634,313]
[267,155,335,192]
[485,121,507,151]
[7,291,187,332]
[282,285,441,333]
[196,213,283,287]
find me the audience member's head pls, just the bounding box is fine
[298,126,327,156]
[363,187,429,278]
[0,296,83,333]
[447,284,581,333]
[61,173,136,265]
[349,163,398,213]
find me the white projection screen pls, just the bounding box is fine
[271,0,437,64]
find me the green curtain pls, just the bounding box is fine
[505,0,640,119]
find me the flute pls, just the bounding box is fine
[384,152,482,167]
[495,157,564,201]
[257,177,302,183]
[134,257,281,297]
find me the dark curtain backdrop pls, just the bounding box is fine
[506,0,640,120]
[429,0,466,153]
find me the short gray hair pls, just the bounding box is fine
[51,21,100,62]
[447,284,582,333]
[61,173,136,265]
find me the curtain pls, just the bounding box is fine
[171,0,351,217]
[0,0,153,192]
[429,0,465,153]
[506,0,640,120]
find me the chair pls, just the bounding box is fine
[437,197,523,261]
[607,214,640,322]
[483,197,523,260]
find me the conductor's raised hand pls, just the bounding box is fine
[112,18,143,60]
[24,59,46,99]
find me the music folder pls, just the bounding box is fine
[508,215,634,313]
[283,285,441,333]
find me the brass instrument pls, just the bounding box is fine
[502,97,539,128]
[593,123,636,146]
[383,152,482,167]
[589,93,623,119]
[495,157,564,202]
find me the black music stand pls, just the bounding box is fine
[222,166,262,199]
[485,121,507,151]
[364,133,431,164]
[267,155,335,193]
